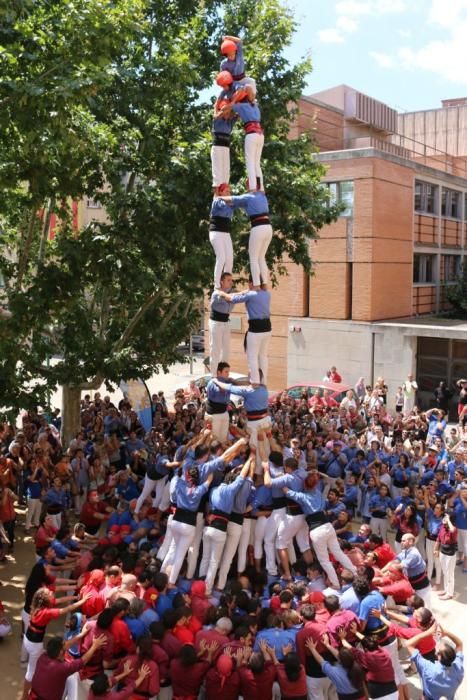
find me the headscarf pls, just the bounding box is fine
[216,654,234,689]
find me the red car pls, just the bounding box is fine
[268,381,353,407]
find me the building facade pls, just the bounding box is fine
[218,85,467,413]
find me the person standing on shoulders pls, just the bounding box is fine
[209,273,234,376]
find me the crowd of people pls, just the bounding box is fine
[0,361,465,700]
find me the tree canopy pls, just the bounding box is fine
[0,0,341,436]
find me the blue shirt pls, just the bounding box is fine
[24,469,42,499]
[453,496,467,530]
[220,40,244,76]
[233,477,253,514]
[369,494,392,515]
[212,113,234,135]
[426,508,443,538]
[124,616,146,641]
[339,585,360,615]
[206,379,231,407]
[358,590,386,630]
[229,384,269,411]
[210,291,233,315]
[209,476,245,514]
[210,197,234,220]
[231,191,269,217]
[283,486,326,515]
[175,479,209,512]
[251,484,273,514]
[253,627,296,660]
[229,289,271,320]
[396,546,426,578]
[322,661,359,694]
[116,480,140,502]
[411,649,464,700]
[232,101,261,124]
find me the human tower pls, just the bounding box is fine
[208,36,272,385]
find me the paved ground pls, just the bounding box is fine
[2,359,466,698]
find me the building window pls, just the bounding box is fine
[413,253,436,284]
[441,188,461,219]
[443,255,461,282]
[86,199,101,209]
[326,181,354,217]
[414,180,438,214]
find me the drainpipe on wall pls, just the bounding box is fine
[370,331,376,386]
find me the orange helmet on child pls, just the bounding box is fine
[216,70,233,88]
[221,39,237,56]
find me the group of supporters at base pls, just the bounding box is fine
[0,364,466,700]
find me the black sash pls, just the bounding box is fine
[210,310,229,322]
[306,511,327,530]
[212,132,230,147]
[173,508,197,526]
[206,399,228,415]
[209,216,231,233]
[272,497,287,510]
[248,318,271,333]
[367,680,397,699]
[230,512,244,525]
[250,212,271,227]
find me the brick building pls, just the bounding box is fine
[215,85,467,413]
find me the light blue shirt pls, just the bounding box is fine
[231,191,269,217]
[283,486,326,515]
[210,198,234,220]
[232,101,261,123]
[229,384,269,411]
[229,289,271,319]
[206,379,231,406]
[411,649,464,700]
[396,546,426,578]
[220,40,244,76]
[175,479,210,511]
[209,476,245,514]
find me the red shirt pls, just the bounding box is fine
[35,524,58,549]
[31,655,83,700]
[205,667,240,700]
[195,628,229,656]
[378,577,414,604]
[276,664,307,698]
[373,543,396,568]
[170,658,210,696]
[110,617,135,656]
[28,607,61,641]
[238,662,276,700]
[390,622,436,656]
[79,620,115,679]
[325,609,359,646]
[172,616,202,645]
[80,501,107,528]
[353,647,394,683]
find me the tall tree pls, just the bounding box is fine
[0,0,341,443]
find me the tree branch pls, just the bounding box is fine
[16,204,38,290]
[38,196,55,265]
[113,288,161,353]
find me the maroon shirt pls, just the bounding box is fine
[170,658,210,696]
[79,620,114,679]
[195,628,230,656]
[238,662,276,700]
[205,667,241,700]
[161,630,183,660]
[151,641,170,683]
[276,664,307,698]
[31,655,83,700]
[353,647,395,683]
[325,609,359,647]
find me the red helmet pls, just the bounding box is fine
[221,39,237,56]
[216,70,233,88]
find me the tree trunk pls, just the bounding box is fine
[61,385,82,448]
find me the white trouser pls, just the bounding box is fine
[49,512,62,530]
[245,132,264,191]
[264,508,284,575]
[65,671,79,700]
[306,674,338,700]
[77,677,92,700]
[237,518,254,573]
[370,516,389,542]
[74,488,88,515]
[209,230,233,288]
[157,514,174,562]
[371,691,398,700]
[209,319,230,376]
[247,416,271,471]
[309,522,357,589]
[158,688,173,700]
[135,474,167,514]
[211,144,230,186]
[20,609,30,662]
[158,479,171,512]
[237,76,257,98]
[254,515,269,560]
[186,511,205,579]
[199,526,227,594]
[24,637,44,682]
[217,520,243,589]
[162,519,196,585]
[277,513,310,553]
[383,637,408,686]
[246,331,271,384]
[425,538,441,584]
[416,583,432,609]
[457,528,467,556]
[205,411,229,443]
[25,498,42,529]
[249,223,272,286]
[440,552,456,596]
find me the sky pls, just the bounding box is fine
[285,0,467,112]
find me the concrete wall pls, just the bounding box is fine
[287,318,417,403]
